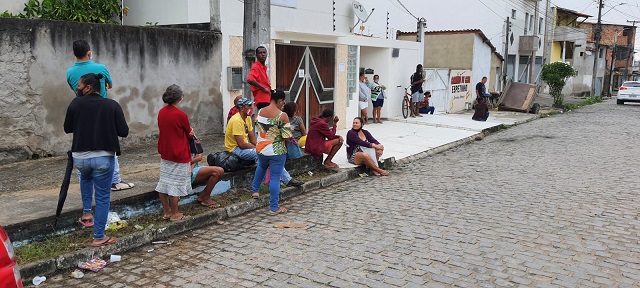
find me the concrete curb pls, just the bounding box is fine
[19,110,560,282]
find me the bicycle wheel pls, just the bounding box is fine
[402,97,409,119]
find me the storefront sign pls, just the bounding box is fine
[449,70,472,113]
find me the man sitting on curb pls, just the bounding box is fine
[225,98,303,187]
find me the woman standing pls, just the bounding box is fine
[251,90,292,215]
[346,117,389,176]
[63,73,129,247]
[282,102,307,147]
[155,84,193,221]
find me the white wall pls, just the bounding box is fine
[359,46,390,116]
[472,34,494,101]
[123,0,209,26]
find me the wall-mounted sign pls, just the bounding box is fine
[449,70,472,113]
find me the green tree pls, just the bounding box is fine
[541,62,577,106]
[2,0,127,24]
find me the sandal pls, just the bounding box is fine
[199,200,220,208]
[78,217,94,228]
[91,236,116,247]
[252,192,260,199]
[267,207,288,216]
[379,170,390,176]
[170,214,192,222]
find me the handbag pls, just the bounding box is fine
[189,135,203,154]
[286,138,303,159]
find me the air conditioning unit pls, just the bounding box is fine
[519,35,539,54]
[227,67,243,90]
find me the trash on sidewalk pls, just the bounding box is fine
[134,224,144,230]
[78,257,109,272]
[358,173,368,178]
[273,222,308,228]
[147,249,155,253]
[152,241,172,245]
[70,270,84,279]
[32,276,46,286]
[106,212,128,231]
[216,220,225,225]
[110,255,122,262]
[308,171,313,177]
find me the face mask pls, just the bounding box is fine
[76,88,85,97]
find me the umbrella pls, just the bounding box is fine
[54,151,74,227]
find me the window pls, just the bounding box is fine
[525,13,529,34]
[539,17,543,34]
[530,15,534,33]
[599,48,604,59]
[512,9,516,19]
[347,45,358,102]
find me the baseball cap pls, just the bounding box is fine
[236,98,253,108]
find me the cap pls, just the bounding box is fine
[236,98,253,107]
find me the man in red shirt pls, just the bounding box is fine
[247,46,272,110]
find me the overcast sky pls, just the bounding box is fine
[360,0,638,52]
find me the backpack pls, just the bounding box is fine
[206,151,255,172]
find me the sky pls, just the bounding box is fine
[359,0,639,55]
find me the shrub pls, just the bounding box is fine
[541,62,577,106]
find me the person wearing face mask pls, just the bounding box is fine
[346,117,389,176]
[65,39,135,192]
[63,73,129,247]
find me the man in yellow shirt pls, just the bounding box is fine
[224,98,303,186]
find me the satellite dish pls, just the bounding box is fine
[352,1,368,22]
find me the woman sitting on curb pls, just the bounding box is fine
[191,153,224,208]
[283,101,307,147]
[346,117,389,176]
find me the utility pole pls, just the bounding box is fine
[242,0,271,101]
[417,18,426,66]
[609,30,618,97]
[625,20,637,82]
[591,0,604,96]
[528,1,539,84]
[503,17,511,90]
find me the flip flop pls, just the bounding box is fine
[162,215,171,220]
[91,236,116,247]
[380,170,390,176]
[170,214,192,222]
[199,200,220,208]
[267,207,288,216]
[252,193,260,199]
[78,218,94,227]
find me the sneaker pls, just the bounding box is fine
[286,178,304,187]
[112,181,135,191]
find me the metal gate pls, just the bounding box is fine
[423,68,450,113]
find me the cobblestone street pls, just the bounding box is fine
[46,100,640,287]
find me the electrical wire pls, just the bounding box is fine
[394,0,418,20]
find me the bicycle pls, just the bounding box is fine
[398,85,412,119]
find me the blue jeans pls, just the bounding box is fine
[419,106,435,114]
[252,154,287,212]
[74,156,115,239]
[233,147,292,183]
[78,155,121,185]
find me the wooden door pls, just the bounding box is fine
[276,45,335,127]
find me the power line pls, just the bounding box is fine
[394,0,418,20]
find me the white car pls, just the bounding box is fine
[617,81,640,104]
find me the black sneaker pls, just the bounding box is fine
[286,178,304,187]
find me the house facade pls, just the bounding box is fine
[545,7,598,96]
[122,0,421,129]
[580,22,637,93]
[397,29,503,113]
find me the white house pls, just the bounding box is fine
[122,0,422,129]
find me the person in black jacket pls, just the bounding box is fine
[64,73,129,247]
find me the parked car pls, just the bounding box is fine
[617,81,640,105]
[0,226,22,288]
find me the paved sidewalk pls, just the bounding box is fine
[0,110,538,227]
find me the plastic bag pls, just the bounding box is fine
[207,151,255,172]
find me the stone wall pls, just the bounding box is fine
[0,18,222,164]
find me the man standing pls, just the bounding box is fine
[225,98,303,187]
[369,75,386,124]
[358,73,371,124]
[66,40,134,191]
[472,77,490,121]
[410,64,425,117]
[247,46,272,111]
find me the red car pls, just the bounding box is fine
[0,226,22,288]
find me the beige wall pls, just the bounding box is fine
[398,33,474,70]
[226,37,277,110]
[490,54,503,92]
